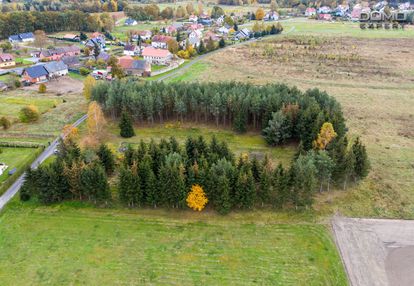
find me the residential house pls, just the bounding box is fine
[62,56,81,68]
[8,32,35,43]
[0,54,15,68]
[117,56,151,76]
[187,30,202,47]
[125,18,138,26]
[142,47,172,65]
[151,35,173,49]
[91,32,104,39]
[234,28,251,40]
[22,65,49,83]
[133,30,152,41]
[165,25,177,35]
[31,46,81,61]
[123,44,139,56]
[85,37,106,50]
[305,7,317,17]
[198,12,212,25]
[216,15,225,26]
[189,14,198,23]
[42,61,68,78]
[218,26,230,35]
[264,11,279,21]
[317,6,331,14]
[203,31,220,42]
[187,23,204,33]
[97,52,111,62]
[318,13,333,21]
[62,34,80,41]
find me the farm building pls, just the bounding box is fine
[117,56,151,76]
[31,46,81,61]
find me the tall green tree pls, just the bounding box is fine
[119,111,135,138]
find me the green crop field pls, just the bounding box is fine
[0,202,347,285]
[0,147,35,185]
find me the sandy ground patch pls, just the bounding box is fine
[23,76,83,95]
[332,217,414,286]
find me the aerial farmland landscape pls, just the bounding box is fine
[0,0,413,285]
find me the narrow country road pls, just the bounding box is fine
[0,114,87,211]
[0,25,296,212]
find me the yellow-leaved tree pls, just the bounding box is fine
[83,75,96,101]
[87,101,106,137]
[62,124,79,142]
[313,122,337,150]
[186,184,208,212]
[256,8,265,20]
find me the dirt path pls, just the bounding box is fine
[332,217,414,286]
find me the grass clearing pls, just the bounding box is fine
[0,202,347,285]
[87,121,297,166]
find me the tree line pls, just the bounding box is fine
[91,81,346,150]
[0,11,113,39]
[20,133,369,214]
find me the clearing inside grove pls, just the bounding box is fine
[175,32,414,218]
[0,202,347,285]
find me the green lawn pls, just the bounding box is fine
[0,202,347,285]
[0,147,35,184]
[68,72,86,81]
[166,62,210,83]
[101,122,296,166]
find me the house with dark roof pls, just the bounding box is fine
[0,54,15,68]
[97,52,111,62]
[125,18,138,26]
[42,61,68,78]
[234,28,251,40]
[85,37,106,50]
[22,65,49,83]
[31,46,81,61]
[151,35,173,49]
[8,32,35,43]
[123,44,139,56]
[62,56,80,68]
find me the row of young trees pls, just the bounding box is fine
[20,132,369,214]
[0,11,112,39]
[91,81,346,150]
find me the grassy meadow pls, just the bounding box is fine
[0,147,35,184]
[0,201,347,285]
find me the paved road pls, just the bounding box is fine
[332,216,414,286]
[0,114,87,211]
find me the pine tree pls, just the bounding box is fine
[119,111,135,138]
[97,144,115,175]
[258,157,272,207]
[216,176,232,214]
[197,40,206,54]
[219,38,225,48]
[343,148,356,190]
[235,167,255,209]
[352,137,370,180]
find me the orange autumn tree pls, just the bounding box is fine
[62,124,79,142]
[186,184,208,211]
[87,101,106,139]
[313,122,337,150]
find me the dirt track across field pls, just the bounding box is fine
[332,217,414,286]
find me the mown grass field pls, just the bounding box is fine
[0,147,35,185]
[0,202,347,285]
[168,19,414,218]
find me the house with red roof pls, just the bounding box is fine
[305,7,317,17]
[117,55,151,76]
[0,54,15,68]
[151,35,173,49]
[141,47,172,65]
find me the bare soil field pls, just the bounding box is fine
[23,76,83,95]
[184,35,414,218]
[332,217,414,286]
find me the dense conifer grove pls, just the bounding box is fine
[91,81,347,150]
[21,133,369,214]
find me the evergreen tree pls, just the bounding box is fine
[343,148,356,190]
[313,150,334,192]
[219,38,225,48]
[352,137,370,180]
[197,40,206,54]
[272,163,288,208]
[119,111,135,138]
[258,157,272,207]
[235,167,255,209]
[216,175,232,215]
[97,144,115,174]
[263,111,291,146]
[80,164,110,203]
[290,153,317,207]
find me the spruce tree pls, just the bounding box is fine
[119,111,135,138]
[216,176,232,215]
[235,167,256,209]
[197,40,206,54]
[352,137,370,180]
[97,144,115,175]
[219,38,225,48]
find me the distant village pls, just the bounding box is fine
[0,0,413,90]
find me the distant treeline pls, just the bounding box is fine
[0,11,114,39]
[91,81,346,150]
[0,0,127,13]
[20,133,369,213]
